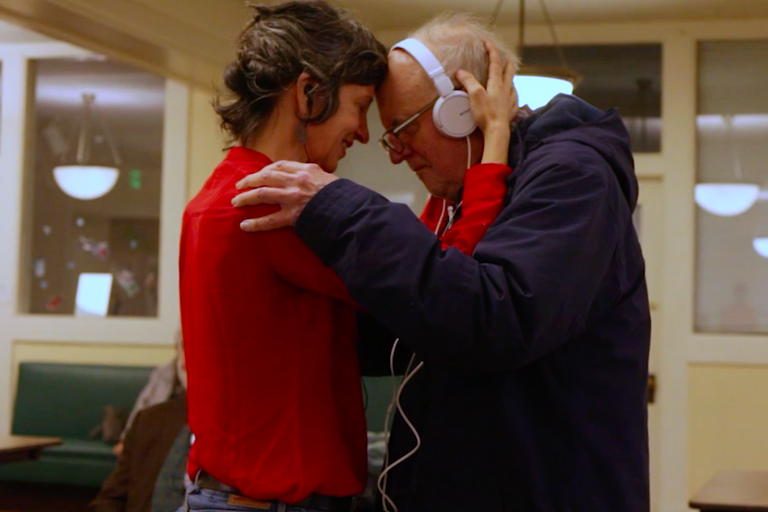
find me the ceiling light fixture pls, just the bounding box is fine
[695,114,760,217]
[752,237,768,259]
[491,0,582,110]
[53,93,121,200]
[694,183,760,217]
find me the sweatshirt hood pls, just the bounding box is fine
[510,94,638,210]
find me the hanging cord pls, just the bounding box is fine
[493,0,571,70]
[74,93,122,167]
[537,0,569,70]
[490,0,506,25]
[93,110,123,167]
[724,115,744,180]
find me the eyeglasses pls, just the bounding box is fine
[378,97,438,153]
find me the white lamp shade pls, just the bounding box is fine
[753,238,768,258]
[694,183,760,217]
[513,75,575,110]
[53,165,119,200]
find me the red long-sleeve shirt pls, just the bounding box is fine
[179,147,367,503]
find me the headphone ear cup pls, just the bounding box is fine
[432,91,476,138]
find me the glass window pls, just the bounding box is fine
[24,58,165,316]
[695,41,768,333]
[523,44,662,153]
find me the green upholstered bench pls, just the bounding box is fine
[362,376,396,433]
[0,362,153,487]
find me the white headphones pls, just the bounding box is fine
[390,38,477,138]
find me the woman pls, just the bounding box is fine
[178,2,387,511]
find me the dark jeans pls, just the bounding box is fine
[180,482,338,512]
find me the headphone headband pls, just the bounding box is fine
[390,38,454,97]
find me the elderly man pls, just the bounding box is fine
[232,12,651,512]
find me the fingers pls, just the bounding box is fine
[503,57,516,90]
[235,161,318,190]
[509,83,520,116]
[234,169,294,193]
[232,184,298,208]
[240,210,296,232]
[231,159,330,232]
[484,41,503,88]
[503,58,518,112]
[487,41,518,120]
[455,69,482,98]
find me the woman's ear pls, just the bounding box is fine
[296,72,316,118]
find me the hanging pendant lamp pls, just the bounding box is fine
[695,115,761,217]
[752,237,768,259]
[53,93,121,200]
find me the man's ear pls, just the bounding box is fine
[296,72,316,118]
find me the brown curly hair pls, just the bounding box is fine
[214,0,388,146]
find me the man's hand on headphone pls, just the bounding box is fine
[232,161,338,231]
[456,41,518,165]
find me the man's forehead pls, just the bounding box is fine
[376,52,435,121]
[387,51,434,91]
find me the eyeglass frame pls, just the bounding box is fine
[378,97,439,153]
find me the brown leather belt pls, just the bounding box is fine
[197,470,355,512]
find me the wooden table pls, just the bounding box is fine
[0,435,61,465]
[690,471,768,511]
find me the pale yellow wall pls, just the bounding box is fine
[13,341,175,367]
[187,86,227,201]
[689,365,768,494]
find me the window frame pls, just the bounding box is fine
[0,42,187,347]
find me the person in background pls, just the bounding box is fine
[113,330,185,457]
[90,360,188,512]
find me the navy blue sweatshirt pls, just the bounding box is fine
[295,95,651,512]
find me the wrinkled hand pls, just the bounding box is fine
[232,160,338,231]
[455,41,518,134]
[455,41,517,165]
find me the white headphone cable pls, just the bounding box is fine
[377,343,423,512]
[466,135,472,170]
[377,340,406,512]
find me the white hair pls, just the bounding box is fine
[409,12,519,89]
